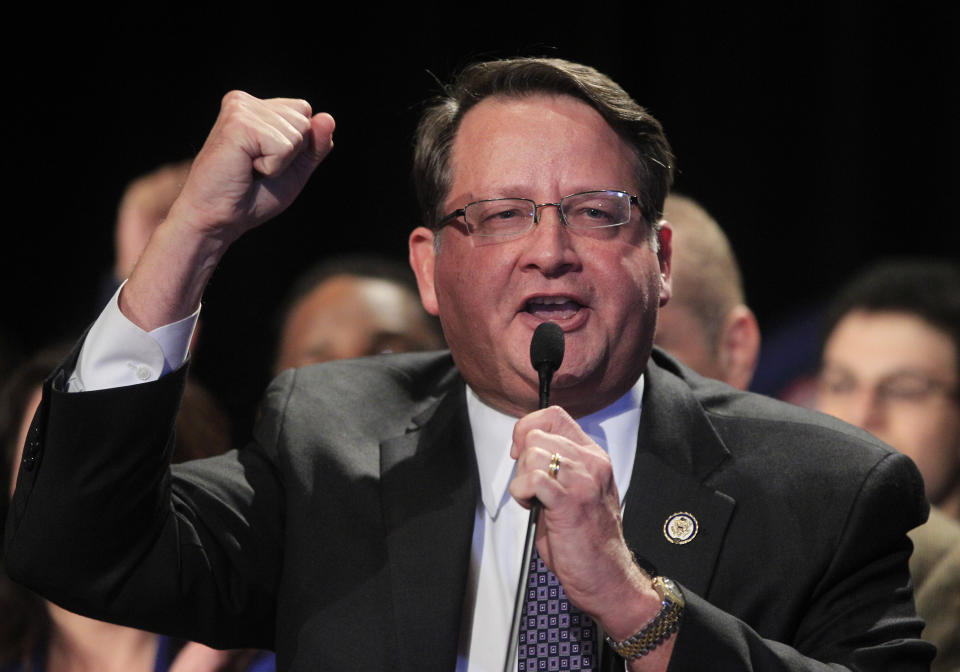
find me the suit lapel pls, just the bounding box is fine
[621,355,736,598]
[377,352,736,668]
[380,381,479,671]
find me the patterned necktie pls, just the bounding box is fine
[518,546,598,671]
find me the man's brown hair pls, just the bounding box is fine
[413,57,674,232]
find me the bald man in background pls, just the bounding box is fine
[654,193,760,390]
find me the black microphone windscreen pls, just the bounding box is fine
[530,322,565,373]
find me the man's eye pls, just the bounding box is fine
[819,376,855,395]
[881,378,935,402]
[475,205,526,226]
[488,208,522,221]
[567,199,622,226]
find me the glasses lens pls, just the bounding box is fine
[562,191,630,229]
[465,199,536,237]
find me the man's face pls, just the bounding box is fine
[409,94,671,418]
[817,310,960,504]
[274,275,442,374]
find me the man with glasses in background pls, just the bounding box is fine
[817,259,960,672]
[6,58,933,671]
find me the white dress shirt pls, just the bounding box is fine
[459,383,641,671]
[70,294,643,671]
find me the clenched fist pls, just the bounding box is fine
[119,92,335,330]
[171,91,335,244]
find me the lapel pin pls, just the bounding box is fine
[663,512,698,544]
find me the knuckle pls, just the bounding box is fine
[519,445,544,469]
[289,114,310,136]
[289,127,305,148]
[583,450,612,476]
[278,133,296,153]
[547,405,572,423]
[221,90,251,109]
[526,428,547,443]
[292,98,312,117]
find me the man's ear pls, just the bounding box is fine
[409,227,440,316]
[717,304,761,390]
[656,222,672,307]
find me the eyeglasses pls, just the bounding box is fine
[436,190,644,242]
[817,369,958,407]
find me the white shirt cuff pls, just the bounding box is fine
[68,283,200,392]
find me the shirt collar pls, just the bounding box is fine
[466,377,644,520]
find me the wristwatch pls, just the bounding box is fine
[604,576,685,659]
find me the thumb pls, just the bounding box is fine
[308,112,336,163]
[274,112,335,206]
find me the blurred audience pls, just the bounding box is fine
[1,348,273,672]
[272,254,444,376]
[655,193,760,389]
[816,259,960,672]
[657,202,958,671]
[113,160,193,284]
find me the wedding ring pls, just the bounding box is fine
[548,453,562,479]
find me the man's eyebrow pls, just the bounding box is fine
[450,185,534,201]
[879,367,952,381]
[818,361,854,374]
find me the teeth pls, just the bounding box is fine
[529,296,575,305]
[525,296,582,320]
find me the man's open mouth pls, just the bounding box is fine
[525,296,583,321]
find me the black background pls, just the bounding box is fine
[4,3,957,434]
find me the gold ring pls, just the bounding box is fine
[548,453,562,479]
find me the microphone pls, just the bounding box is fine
[504,322,565,671]
[530,321,565,411]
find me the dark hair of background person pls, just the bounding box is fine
[412,57,675,231]
[819,259,960,380]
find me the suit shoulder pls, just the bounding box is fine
[649,349,917,494]
[282,350,457,398]
[650,347,896,465]
[259,350,460,443]
[699,382,894,465]
[691,375,926,530]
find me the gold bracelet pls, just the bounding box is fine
[604,576,684,659]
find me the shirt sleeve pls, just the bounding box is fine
[68,283,200,392]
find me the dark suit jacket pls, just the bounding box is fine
[4,347,934,671]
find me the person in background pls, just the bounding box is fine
[113,161,193,285]
[272,254,444,375]
[653,193,759,390]
[0,349,274,672]
[817,259,960,672]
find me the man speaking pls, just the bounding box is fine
[5,59,932,671]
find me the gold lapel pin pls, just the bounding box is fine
[663,512,698,544]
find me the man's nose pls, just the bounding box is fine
[519,205,581,277]
[845,390,888,433]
